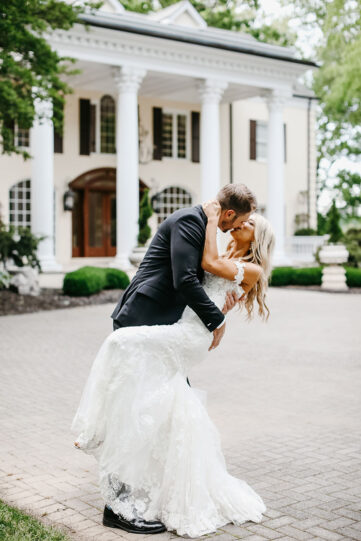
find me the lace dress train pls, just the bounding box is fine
[71,262,266,537]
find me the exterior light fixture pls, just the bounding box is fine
[63,189,75,211]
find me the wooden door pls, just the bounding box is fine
[84,190,116,257]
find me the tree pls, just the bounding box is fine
[326,201,343,243]
[333,169,361,221]
[0,0,100,159]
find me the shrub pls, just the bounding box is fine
[63,266,130,296]
[0,221,43,271]
[345,267,361,288]
[344,227,361,268]
[271,266,360,287]
[294,228,318,236]
[326,201,343,243]
[104,268,130,290]
[63,266,106,296]
[292,267,322,285]
[270,267,294,286]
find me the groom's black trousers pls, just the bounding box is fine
[112,291,191,387]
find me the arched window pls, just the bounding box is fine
[9,179,31,229]
[100,95,116,154]
[157,186,192,226]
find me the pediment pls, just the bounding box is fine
[149,0,207,29]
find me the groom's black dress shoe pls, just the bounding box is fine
[103,505,166,534]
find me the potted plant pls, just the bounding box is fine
[129,189,153,267]
[319,202,349,290]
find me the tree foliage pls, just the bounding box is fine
[0,0,100,159]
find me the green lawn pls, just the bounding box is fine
[0,500,71,541]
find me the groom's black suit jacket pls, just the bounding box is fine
[111,204,224,332]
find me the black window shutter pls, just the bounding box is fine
[249,120,256,160]
[191,111,200,163]
[90,104,96,153]
[79,99,91,155]
[153,107,163,160]
[283,123,287,163]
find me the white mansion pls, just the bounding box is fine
[0,0,320,274]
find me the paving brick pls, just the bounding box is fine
[0,292,360,541]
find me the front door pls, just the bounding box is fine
[84,191,116,257]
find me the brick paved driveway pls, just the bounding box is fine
[0,288,360,541]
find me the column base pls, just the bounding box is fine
[111,254,136,272]
[39,255,62,273]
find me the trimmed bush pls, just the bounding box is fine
[294,228,318,236]
[271,267,322,287]
[292,267,322,286]
[270,267,294,286]
[104,268,130,290]
[271,266,361,287]
[63,266,106,296]
[345,267,361,288]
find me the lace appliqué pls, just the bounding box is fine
[233,260,245,285]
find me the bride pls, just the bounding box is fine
[71,200,275,538]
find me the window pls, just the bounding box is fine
[256,121,267,160]
[100,95,116,154]
[17,126,30,148]
[250,120,286,162]
[9,179,31,229]
[161,111,188,159]
[157,187,192,226]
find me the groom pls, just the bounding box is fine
[104,183,257,534]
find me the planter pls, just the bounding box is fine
[319,244,349,291]
[129,246,148,268]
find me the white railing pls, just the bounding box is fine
[286,235,329,265]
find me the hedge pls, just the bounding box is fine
[271,266,361,288]
[345,267,361,288]
[63,266,130,297]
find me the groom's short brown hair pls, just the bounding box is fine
[217,183,257,215]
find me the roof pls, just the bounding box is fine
[77,1,317,67]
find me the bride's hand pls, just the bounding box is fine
[203,200,221,220]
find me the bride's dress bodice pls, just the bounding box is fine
[180,261,245,327]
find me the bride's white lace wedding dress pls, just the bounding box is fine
[71,261,266,537]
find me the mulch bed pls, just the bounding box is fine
[0,288,124,316]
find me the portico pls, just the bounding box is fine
[27,0,317,269]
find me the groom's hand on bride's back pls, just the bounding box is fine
[209,322,226,351]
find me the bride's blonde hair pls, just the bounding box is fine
[225,213,275,321]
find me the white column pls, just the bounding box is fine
[266,90,291,266]
[198,79,227,202]
[31,97,61,272]
[113,66,146,269]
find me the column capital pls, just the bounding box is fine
[112,66,146,93]
[263,89,291,112]
[198,79,228,104]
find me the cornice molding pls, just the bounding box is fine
[49,25,307,88]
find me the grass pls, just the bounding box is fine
[0,499,71,541]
